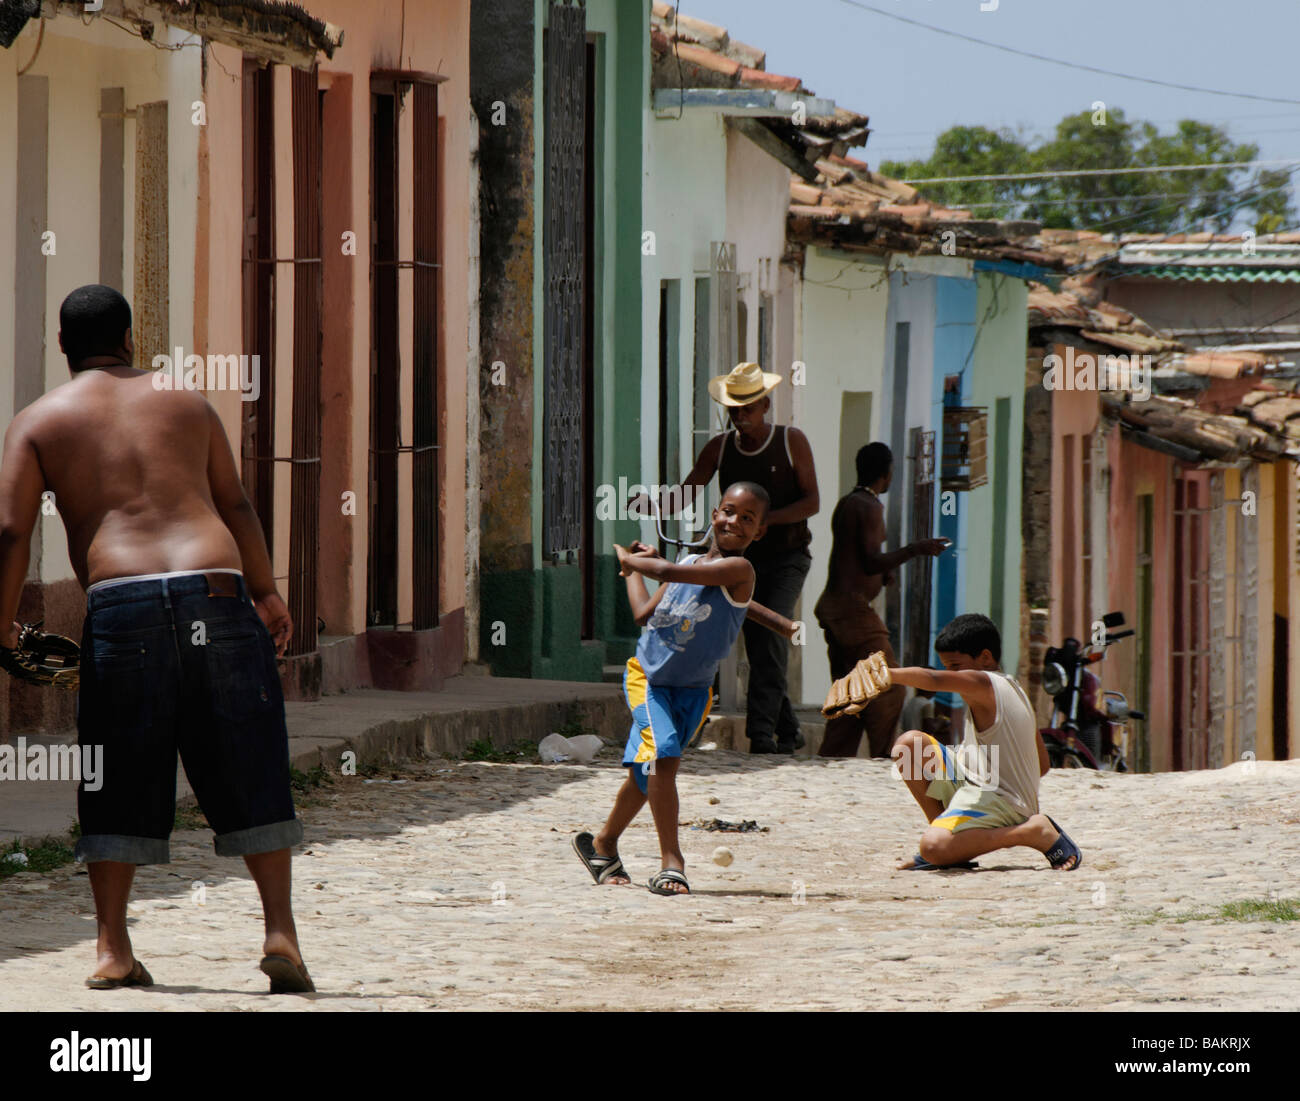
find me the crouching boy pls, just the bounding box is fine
[887,614,1082,871]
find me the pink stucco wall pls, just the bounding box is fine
[1048,367,1100,643]
[195,1,470,655]
[1107,432,1176,771]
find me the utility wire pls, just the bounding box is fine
[835,0,1300,106]
[1086,167,1299,234]
[904,159,1300,186]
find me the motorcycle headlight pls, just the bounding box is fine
[1042,662,1068,697]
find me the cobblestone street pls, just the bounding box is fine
[2,749,1297,1011]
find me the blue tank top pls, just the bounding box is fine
[636,555,750,688]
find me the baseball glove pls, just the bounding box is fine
[0,622,80,689]
[821,651,892,717]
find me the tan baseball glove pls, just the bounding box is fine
[821,651,891,717]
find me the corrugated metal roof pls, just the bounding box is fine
[1119,266,1300,283]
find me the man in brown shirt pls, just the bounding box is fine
[814,443,948,757]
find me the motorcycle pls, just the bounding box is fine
[1039,611,1144,771]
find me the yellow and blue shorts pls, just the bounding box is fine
[923,734,1027,834]
[622,657,713,794]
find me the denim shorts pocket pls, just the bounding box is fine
[83,630,160,735]
[90,639,149,675]
[201,615,281,725]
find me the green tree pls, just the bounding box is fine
[879,108,1295,235]
[879,125,1033,221]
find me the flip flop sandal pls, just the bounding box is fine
[260,954,316,994]
[648,869,690,896]
[905,853,979,871]
[1043,816,1083,870]
[572,831,631,885]
[85,959,153,990]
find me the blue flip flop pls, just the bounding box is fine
[906,853,979,871]
[1043,816,1083,870]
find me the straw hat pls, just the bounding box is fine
[707,361,782,407]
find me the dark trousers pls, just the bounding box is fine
[742,548,812,746]
[817,603,905,758]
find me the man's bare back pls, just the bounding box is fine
[0,364,290,652]
[11,368,241,587]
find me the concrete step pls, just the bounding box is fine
[700,710,871,759]
[0,675,627,847]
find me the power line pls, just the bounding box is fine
[836,0,1300,106]
[877,121,1300,159]
[904,159,1300,185]
[879,111,1300,139]
[954,191,1245,209]
[1080,167,1300,239]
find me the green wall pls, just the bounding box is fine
[965,271,1028,675]
[478,0,645,680]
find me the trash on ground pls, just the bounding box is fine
[538,733,604,764]
[699,818,767,833]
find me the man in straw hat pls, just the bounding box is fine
[637,362,818,754]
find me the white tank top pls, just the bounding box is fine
[958,672,1040,817]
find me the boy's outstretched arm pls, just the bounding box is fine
[614,542,755,604]
[746,600,797,641]
[889,666,996,720]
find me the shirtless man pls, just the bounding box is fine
[0,285,310,993]
[813,442,948,758]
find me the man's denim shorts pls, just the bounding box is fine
[74,571,303,865]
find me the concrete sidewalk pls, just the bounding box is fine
[0,675,628,847]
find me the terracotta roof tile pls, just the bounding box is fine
[738,67,801,92]
[1106,392,1298,461]
[790,181,824,206]
[1240,390,1300,439]
[724,39,766,69]
[673,41,741,78]
[1175,352,1267,380]
[674,13,728,47]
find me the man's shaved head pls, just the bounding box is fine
[59,284,132,368]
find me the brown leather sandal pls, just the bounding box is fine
[85,959,154,990]
[259,954,316,994]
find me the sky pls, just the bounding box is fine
[683,0,1300,227]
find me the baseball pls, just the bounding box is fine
[711,846,734,867]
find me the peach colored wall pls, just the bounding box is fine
[1256,463,1276,752]
[197,0,471,643]
[1107,432,1176,771]
[1048,353,1101,645]
[1274,457,1294,759]
[195,40,247,548]
[318,70,356,635]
